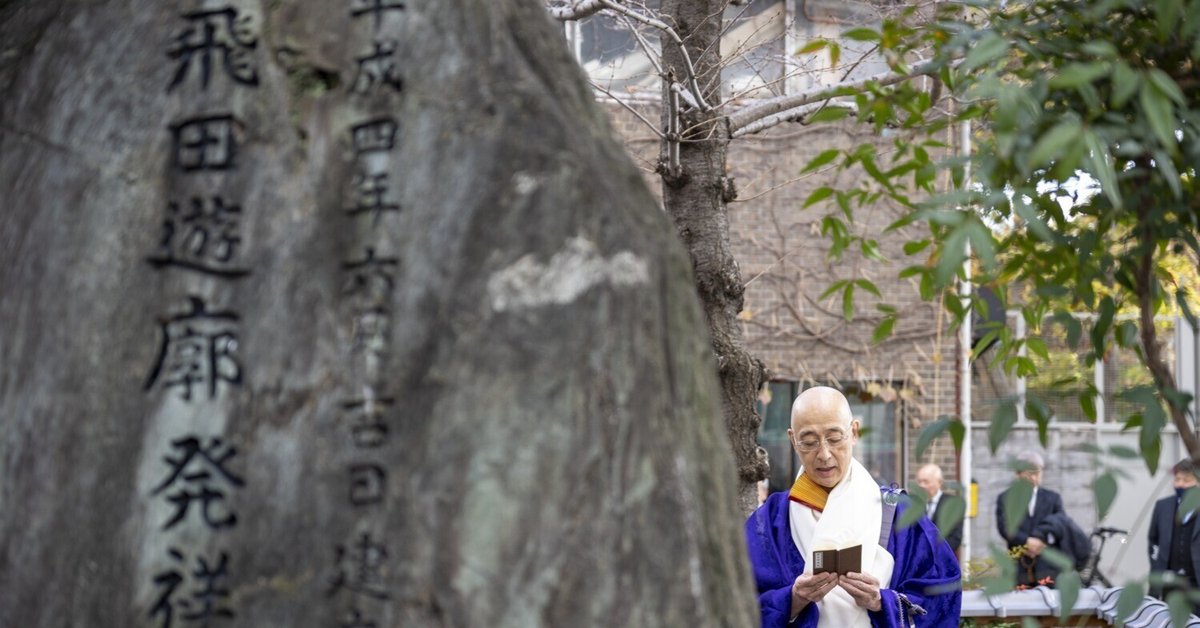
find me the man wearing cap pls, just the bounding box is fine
[995,451,1064,587]
[745,387,962,627]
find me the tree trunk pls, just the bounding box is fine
[658,0,769,515]
[0,1,758,626]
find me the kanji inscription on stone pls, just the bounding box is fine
[152,435,245,530]
[144,296,243,401]
[167,6,259,91]
[341,395,393,448]
[169,114,243,172]
[146,196,251,278]
[350,117,397,154]
[350,0,406,32]
[351,40,404,94]
[328,532,390,600]
[150,548,235,628]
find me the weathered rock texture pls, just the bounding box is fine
[0,1,758,626]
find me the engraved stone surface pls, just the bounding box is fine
[0,1,756,626]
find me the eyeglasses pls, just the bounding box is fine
[793,432,849,453]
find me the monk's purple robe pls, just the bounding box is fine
[745,490,962,628]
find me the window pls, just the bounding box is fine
[563,1,662,94]
[563,0,786,98]
[721,0,788,99]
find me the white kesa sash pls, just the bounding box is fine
[789,458,895,628]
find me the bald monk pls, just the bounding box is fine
[745,387,961,627]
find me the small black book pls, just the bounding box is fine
[812,544,863,575]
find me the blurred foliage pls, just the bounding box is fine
[806,0,1200,460]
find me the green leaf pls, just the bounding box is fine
[1108,445,1139,459]
[1080,391,1097,422]
[842,27,879,42]
[803,148,841,173]
[807,106,853,123]
[1116,320,1138,347]
[1179,486,1200,520]
[1092,296,1116,354]
[903,239,931,255]
[1168,590,1192,628]
[828,41,840,68]
[916,417,953,458]
[1003,478,1035,536]
[897,491,925,530]
[972,329,1000,360]
[934,495,965,542]
[1115,580,1147,623]
[1142,434,1162,475]
[1156,0,1184,40]
[1048,62,1111,89]
[1178,290,1198,329]
[989,402,1018,454]
[819,279,847,300]
[872,315,896,344]
[1084,128,1123,210]
[1057,569,1081,623]
[1110,62,1140,108]
[1028,118,1083,169]
[842,283,855,320]
[854,278,881,298]
[1025,337,1050,361]
[984,546,1019,595]
[1093,472,1118,520]
[935,226,969,288]
[1027,396,1052,447]
[1155,149,1183,199]
[804,186,835,208]
[1146,67,1186,105]
[861,239,886,262]
[796,38,829,55]
[1140,79,1178,152]
[948,420,966,452]
[1059,313,1082,349]
[965,220,998,270]
[962,33,1008,72]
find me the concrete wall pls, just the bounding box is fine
[967,424,1188,582]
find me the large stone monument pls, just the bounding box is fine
[0,1,757,626]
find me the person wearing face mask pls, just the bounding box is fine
[1149,458,1200,610]
[744,387,962,627]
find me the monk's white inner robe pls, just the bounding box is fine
[789,459,896,627]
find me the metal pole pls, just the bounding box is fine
[959,118,973,565]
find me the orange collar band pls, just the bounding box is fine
[788,473,831,512]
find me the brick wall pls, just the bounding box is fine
[600,99,963,486]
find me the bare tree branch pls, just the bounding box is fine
[548,0,608,20]
[731,100,857,138]
[727,59,946,135]
[590,81,666,139]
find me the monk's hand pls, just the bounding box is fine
[790,572,838,618]
[1025,537,1046,557]
[839,572,883,612]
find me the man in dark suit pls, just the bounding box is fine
[996,452,1065,587]
[1148,458,1200,607]
[917,463,964,555]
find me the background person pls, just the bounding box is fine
[916,463,963,555]
[1149,458,1200,612]
[995,452,1065,587]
